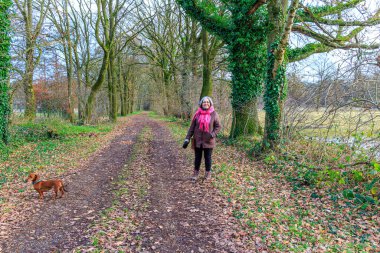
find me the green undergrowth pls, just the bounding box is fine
[0,118,115,189]
[76,126,152,252]
[154,113,379,252]
[264,138,380,211]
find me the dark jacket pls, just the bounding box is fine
[185,111,221,149]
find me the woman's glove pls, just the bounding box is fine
[182,139,190,149]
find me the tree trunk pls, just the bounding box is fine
[263,0,299,150]
[230,98,261,138]
[17,0,48,121]
[229,34,266,138]
[180,56,192,119]
[119,56,127,116]
[63,43,74,122]
[163,68,172,115]
[120,81,127,116]
[107,49,117,122]
[200,29,212,98]
[0,0,11,144]
[23,55,36,120]
[74,53,84,121]
[85,51,109,122]
[128,80,135,114]
[63,0,75,122]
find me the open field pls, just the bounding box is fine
[217,107,380,139]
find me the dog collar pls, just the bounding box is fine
[32,180,42,185]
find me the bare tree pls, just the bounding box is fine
[85,0,142,122]
[14,0,51,120]
[48,0,76,122]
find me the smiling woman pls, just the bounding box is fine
[183,96,221,181]
[0,0,12,145]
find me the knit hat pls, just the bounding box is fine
[198,96,214,107]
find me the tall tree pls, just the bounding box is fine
[0,0,12,144]
[178,11,199,118]
[139,0,224,118]
[263,0,299,150]
[200,28,224,98]
[177,0,268,138]
[178,0,380,145]
[49,0,76,122]
[120,54,138,115]
[85,0,141,122]
[68,0,93,122]
[14,0,50,120]
[84,0,112,122]
[263,0,380,150]
[138,0,185,116]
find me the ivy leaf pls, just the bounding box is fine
[373,162,380,172]
[342,189,354,199]
[365,178,379,191]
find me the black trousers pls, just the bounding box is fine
[194,146,213,172]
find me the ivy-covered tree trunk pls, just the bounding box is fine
[263,56,286,150]
[263,0,299,150]
[230,98,262,138]
[0,0,12,144]
[228,17,266,137]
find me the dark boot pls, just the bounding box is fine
[191,170,199,181]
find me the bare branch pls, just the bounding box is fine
[247,0,267,16]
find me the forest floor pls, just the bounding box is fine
[0,112,378,252]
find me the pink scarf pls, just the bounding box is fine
[192,106,214,132]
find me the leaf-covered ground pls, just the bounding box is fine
[165,114,380,252]
[0,112,379,252]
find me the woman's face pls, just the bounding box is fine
[201,99,211,110]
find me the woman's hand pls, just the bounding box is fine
[182,139,190,149]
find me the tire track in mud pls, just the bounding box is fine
[137,119,241,253]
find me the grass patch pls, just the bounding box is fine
[0,118,116,189]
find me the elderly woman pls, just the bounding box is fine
[183,96,221,180]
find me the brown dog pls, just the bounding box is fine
[26,173,67,200]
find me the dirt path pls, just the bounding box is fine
[135,119,244,252]
[1,114,249,253]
